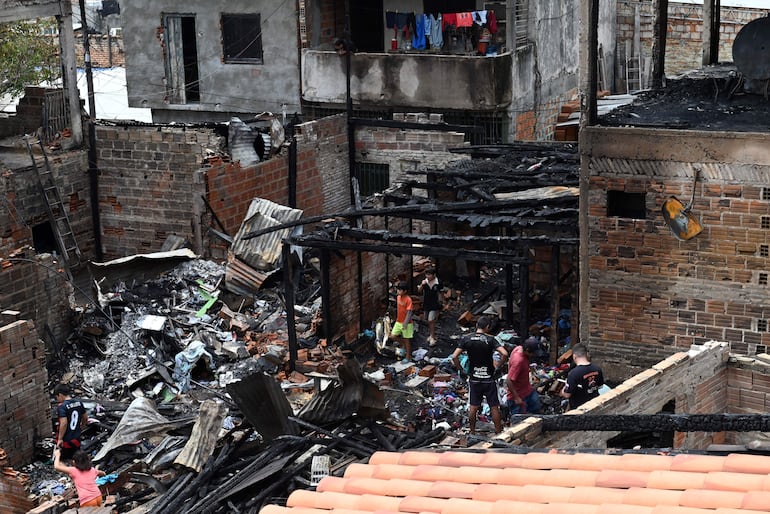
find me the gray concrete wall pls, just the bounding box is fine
[509,0,580,140]
[302,50,512,111]
[122,0,301,123]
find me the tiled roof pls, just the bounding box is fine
[259,450,770,514]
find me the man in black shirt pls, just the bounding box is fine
[53,383,87,461]
[451,316,508,434]
[561,344,604,410]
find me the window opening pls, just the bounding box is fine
[163,14,200,103]
[222,13,263,63]
[760,273,768,286]
[355,163,390,197]
[607,191,646,219]
[32,221,57,255]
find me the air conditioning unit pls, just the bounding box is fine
[109,27,122,37]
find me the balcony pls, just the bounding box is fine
[301,50,512,112]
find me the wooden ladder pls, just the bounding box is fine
[24,135,82,270]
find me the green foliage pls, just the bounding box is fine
[0,19,61,97]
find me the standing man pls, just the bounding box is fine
[451,316,508,434]
[53,383,87,462]
[561,344,604,410]
[506,337,542,416]
[389,281,414,361]
[417,267,441,346]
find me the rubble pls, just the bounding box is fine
[7,242,581,513]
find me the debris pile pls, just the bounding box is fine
[15,255,580,513]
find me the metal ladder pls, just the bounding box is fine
[24,135,82,269]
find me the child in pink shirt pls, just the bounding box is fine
[53,447,105,507]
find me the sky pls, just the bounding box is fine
[676,0,770,7]
[0,67,152,124]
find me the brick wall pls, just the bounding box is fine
[515,88,579,142]
[582,127,770,383]
[74,34,125,67]
[356,113,468,184]
[616,1,768,90]
[497,341,730,450]
[96,124,224,258]
[95,115,346,260]
[0,320,50,467]
[326,116,470,342]
[0,254,74,346]
[310,0,346,48]
[295,114,348,215]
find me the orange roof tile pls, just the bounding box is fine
[262,450,770,514]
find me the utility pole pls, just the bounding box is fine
[78,0,103,260]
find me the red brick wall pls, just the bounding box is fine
[310,0,346,48]
[515,88,578,141]
[583,128,770,382]
[74,35,125,67]
[0,254,75,347]
[0,320,50,467]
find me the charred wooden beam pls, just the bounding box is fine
[333,228,579,249]
[449,144,579,160]
[243,197,577,240]
[284,237,531,264]
[518,414,770,432]
[350,117,483,135]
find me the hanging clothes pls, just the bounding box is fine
[442,12,457,30]
[456,12,474,28]
[473,11,487,26]
[412,13,426,50]
[430,14,443,49]
[385,11,397,28]
[487,10,498,34]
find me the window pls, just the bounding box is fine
[163,14,200,103]
[355,163,390,197]
[607,191,646,219]
[222,14,263,64]
[513,0,529,49]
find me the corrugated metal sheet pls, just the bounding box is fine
[226,372,299,441]
[230,198,303,271]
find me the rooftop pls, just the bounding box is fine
[599,65,770,133]
[262,449,770,514]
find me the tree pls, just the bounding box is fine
[0,19,60,98]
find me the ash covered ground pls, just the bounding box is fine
[601,65,770,133]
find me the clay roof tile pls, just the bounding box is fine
[679,489,745,510]
[595,469,651,489]
[671,454,727,473]
[648,470,706,490]
[496,467,550,485]
[704,471,766,492]
[426,480,477,499]
[623,486,683,506]
[724,454,770,475]
[570,485,627,504]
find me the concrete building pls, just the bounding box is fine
[120,0,604,142]
[122,0,301,123]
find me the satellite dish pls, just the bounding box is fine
[662,170,703,241]
[732,16,770,80]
